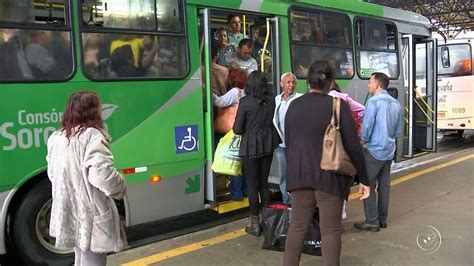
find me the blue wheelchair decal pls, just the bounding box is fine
[175,125,198,154]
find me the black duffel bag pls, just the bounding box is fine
[261,203,321,256]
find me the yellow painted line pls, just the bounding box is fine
[123,153,473,265]
[390,153,474,186]
[121,229,246,266]
[348,153,474,201]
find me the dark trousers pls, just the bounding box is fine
[363,149,392,225]
[283,189,343,266]
[241,155,273,215]
[229,175,247,200]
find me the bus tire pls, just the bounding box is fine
[10,179,73,265]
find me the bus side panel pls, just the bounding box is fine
[437,75,474,130]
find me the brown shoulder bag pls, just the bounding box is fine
[320,97,357,176]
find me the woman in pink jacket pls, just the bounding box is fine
[328,82,365,220]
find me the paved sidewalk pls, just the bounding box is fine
[109,152,474,265]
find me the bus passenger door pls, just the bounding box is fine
[414,38,437,153]
[197,8,215,204]
[197,8,280,211]
[402,34,437,158]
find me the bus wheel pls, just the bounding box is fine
[10,179,73,265]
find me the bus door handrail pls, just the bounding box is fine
[413,97,435,124]
[260,19,271,72]
[413,88,435,114]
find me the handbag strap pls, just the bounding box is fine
[330,97,341,129]
[335,97,341,129]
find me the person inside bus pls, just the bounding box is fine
[273,72,303,205]
[227,14,243,48]
[110,35,142,68]
[310,17,324,43]
[283,60,370,266]
[0,29,33,80]
[251,27,262,57]
[140,35,160,77]
[50,31,72,77]
[216,27,236,66]
[210,47,229,97]
[157,36,179,76]
[46,91,127,266]
[328,81,365,220]
[25,30,61,79]
[253,28,273,79]
[110,44,138,77]
[213,68,248,200]
[83,34,101,78]
[300,25,316,43]
[233,71,280,237]
[223,38,258,76]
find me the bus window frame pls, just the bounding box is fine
[354,16,399,80]
[437,43,472,76]
[288,5,354,80]
[0,0,76,83]
[77,0,190,81]
[0,0,71,28]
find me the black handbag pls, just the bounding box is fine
[261,203,321,256]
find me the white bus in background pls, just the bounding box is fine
[437,38,474,136]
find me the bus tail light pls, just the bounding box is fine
[122,166,148,175]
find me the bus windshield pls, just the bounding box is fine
[438,43,472,76]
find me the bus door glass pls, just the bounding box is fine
[402,35,438,156]
[414,37,437,152]
[401,35,413,158]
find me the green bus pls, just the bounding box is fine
[0,0,437,264]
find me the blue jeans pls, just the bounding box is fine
[363,149,392,225]
[275,147,291,204]
[229,175,247,200]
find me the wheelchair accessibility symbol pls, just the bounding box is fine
[175,125,198,154]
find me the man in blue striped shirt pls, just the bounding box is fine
[355,72,402,232]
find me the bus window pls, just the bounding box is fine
[157,0,182,32]
[290,9,353,79]
[355,19,399,79]
[437,43,472,76]
[82,0,182,32]
[0,0,68,25]
[0,0,73,81]
[81,0,188,80]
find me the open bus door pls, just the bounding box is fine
[198,8,280,211]
[401,35,437,158]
